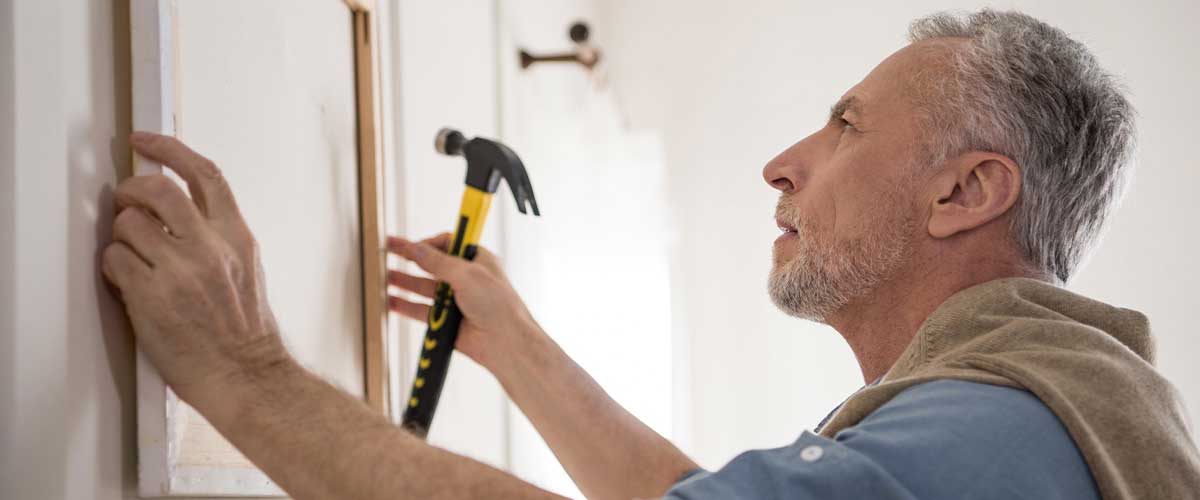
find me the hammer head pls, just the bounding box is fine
[436,128,540,216]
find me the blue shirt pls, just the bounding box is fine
[663,380,1099,499]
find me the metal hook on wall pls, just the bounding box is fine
[518,21,601,71]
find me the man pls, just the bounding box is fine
[102,9,1199,500]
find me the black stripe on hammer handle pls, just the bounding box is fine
[400,245,477,438]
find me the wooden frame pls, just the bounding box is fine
[352,0,390,417]
[130,0,389,496]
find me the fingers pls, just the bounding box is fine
[388,233,451,255]
[388,238,470,285]
[420,232,452,252]
[388,232,494,265]
[388,233,506,283]
[388,270,438,298]
[101,241,152,291]
[129,132,241,222]
[387,234,450,302]
[388,295,430,322]
[114,174,205,238]
[112,207,173,264]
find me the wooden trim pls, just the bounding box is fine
[130,1,184,496]
[130,0,176,177]
[351,3,391,416]
[343,0,376,12]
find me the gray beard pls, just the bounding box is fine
[767,204,913,322]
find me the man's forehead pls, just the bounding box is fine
[831,43,948,120]
[867,41,961,103]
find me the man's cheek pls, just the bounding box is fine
[805,190,841,240]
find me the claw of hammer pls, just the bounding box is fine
[435,128,541,216]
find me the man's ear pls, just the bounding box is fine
[926,152,1022,239]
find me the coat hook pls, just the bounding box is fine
[519,21,601,71]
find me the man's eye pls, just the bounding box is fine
[832,116,855,136]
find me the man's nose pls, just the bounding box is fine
[764,163,796,192]
[762,137,815,194]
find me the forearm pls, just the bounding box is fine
[195,358,564,500]
[491,324,698,500]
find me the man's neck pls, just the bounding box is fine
[827,259,1047,383]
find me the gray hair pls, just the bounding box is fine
[906,10,1136,283]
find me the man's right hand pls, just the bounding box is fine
[386,234,539,372]
[388,234,698,500]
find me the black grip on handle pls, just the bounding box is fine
[400,244,478,438]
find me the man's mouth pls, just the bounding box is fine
[775,217,798,241]
[776,217,797,233]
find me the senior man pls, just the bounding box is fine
[103,9,1198,500]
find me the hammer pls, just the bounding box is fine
[400,128,540,438]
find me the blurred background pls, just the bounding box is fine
[3,0,1197,498]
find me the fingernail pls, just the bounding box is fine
[129,132,149,144]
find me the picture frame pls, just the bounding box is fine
[129,0,389,495]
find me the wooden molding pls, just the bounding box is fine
[344,0,375,13]
[353,4,390,417]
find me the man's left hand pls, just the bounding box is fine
[103,132,291,408]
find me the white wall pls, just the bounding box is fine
[0,0,18,490]
[597,0,1200,469]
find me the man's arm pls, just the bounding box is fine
[104,133,563,500]
[196,356,562,500]
[494,323,699,500]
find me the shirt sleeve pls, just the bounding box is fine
[662,431,920,500]
[661,380,1099,500]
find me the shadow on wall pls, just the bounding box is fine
[81,0,137,494]
[66,0,137,495]
[0,0,17,491]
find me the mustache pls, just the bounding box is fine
[775,197,804,229]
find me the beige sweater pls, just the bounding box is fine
[817,278,1200,499]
